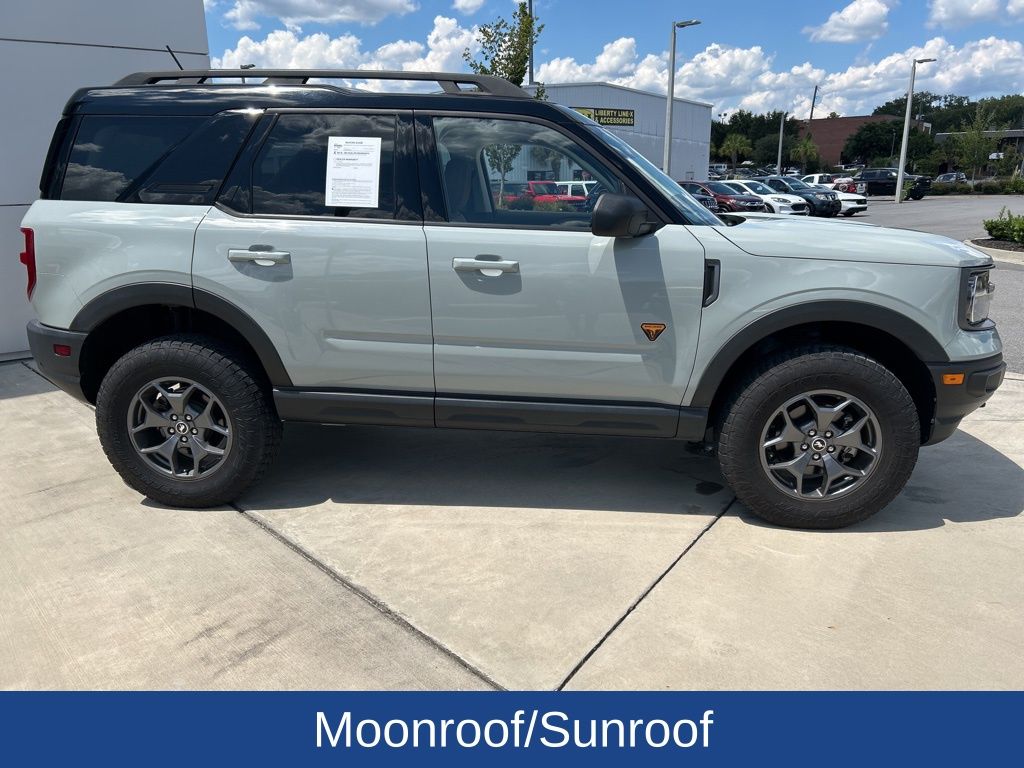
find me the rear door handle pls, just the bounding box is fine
[228,247,291,266]
[452,257,519,275]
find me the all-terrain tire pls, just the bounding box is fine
[717,346,920,529]
[96,335,282,507]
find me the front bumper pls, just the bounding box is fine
[26,320,89,403]
[924,353,1005,445]
[808,197,842,216]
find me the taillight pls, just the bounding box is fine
[19,227,36,299]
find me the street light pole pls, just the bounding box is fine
[895,57,935,204]
[776,111,786,175]
[662,19,701,174]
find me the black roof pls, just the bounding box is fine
[64,68,570,119]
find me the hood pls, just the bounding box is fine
[711,214,993,268]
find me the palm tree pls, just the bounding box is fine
[792,135,819,174]
[719,133,753,173]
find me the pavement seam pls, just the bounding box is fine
[555,498,735,691]
[231,503,506,692]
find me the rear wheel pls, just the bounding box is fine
[96,336,282,507]
[717,346,920,529]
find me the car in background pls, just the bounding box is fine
[935,172,968,184]
[721,180,809,215]
[689,189,720,213]
[801,173,866,195]
[679,180,765,213]
[751,175,841,217]
[806,183,867,217]
[493,180,586,207]
[852,168,931,199]
[556,180,596,197]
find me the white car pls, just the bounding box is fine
[802,173,867,195]
[808,184,868,217]
[555,180,596,197]
[723,180,810,215]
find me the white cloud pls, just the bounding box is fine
[452,0,485,13]
[222,0,418,31]
[1008,0,1024,15]
[804,0,894,43]
[212,15,477,87]
[927,0,1000,28]
[536,34,1024,118]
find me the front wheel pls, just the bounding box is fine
[96,336,282,508]
[717,347,920,529]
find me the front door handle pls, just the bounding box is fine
[452,256,519,275]
[228,247,291,266]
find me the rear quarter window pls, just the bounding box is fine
[58,113,255,204]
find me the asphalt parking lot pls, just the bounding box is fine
[2,195,1022,691]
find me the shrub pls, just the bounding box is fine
[507,196,534,210]
[975,180,1004,195]
[930,182,973,195]
[983,208,1024,243]
[1003,176,1024,195]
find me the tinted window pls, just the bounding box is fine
[62,116,201,201]
[432,116,624,228]
[251,113,396,218]
[135,112,257,205]
[706,182,738,195]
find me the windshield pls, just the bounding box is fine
[745,181,773,195]
[530,182,558,195]
[585,122,721,225]
[784,178,812,190]
[707,181,740,196]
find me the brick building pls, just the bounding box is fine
[798,114,926,167]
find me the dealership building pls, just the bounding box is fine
[528,82,713,183]
[0,1,209,356]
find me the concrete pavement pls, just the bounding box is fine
[2,360,1022,690]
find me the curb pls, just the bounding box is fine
[964,238,1024,266]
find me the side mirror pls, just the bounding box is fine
[591,193,652,238]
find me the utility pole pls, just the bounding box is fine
[776,112,786,174]
[808,84,819,122]
[896,57,936,204]
[527,0,535,85]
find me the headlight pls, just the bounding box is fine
[815,193,830,200]
[960,267,995,328]
[771,196,788,203]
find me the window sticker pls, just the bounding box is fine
[325,136,381,208]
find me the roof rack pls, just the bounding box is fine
[114,70,529,98]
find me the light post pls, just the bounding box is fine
[895,57,935,203]
[662,19,701,174]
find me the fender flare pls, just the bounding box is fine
[70,282,292,386]
[689,300,947,408]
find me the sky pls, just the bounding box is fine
[202,0,1024,118]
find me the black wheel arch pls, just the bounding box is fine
[71,283,292,402]
[695,301,945,443]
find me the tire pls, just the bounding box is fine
[96,335,282,508]
[843,210,856,216]
[717,346,919,529]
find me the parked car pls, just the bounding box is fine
[853,168,931,199]
[556,180,596,198]
[688,189,721,213]
[751,175,842,217]
[493,180,585,207]
[801,173,866,195]
[680,181,765,213]
[722,180,810,215]
[808,184,868,217]
[21,67,1004,529]
[935,172,968,184]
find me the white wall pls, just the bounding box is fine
[0,0,209,355]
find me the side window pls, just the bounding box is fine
[251,113,396,218]
[432,116,625,228]
[61,116,202,201]
[768,179,785,191]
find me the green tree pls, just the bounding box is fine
[530,145,562,178]
[842,121,933,167]
[720,133,753,171]
[791,135,819,173]
[752,134,792,166]
[463,2,545,203]
[956,105,998,181]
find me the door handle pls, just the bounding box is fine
[452,257,519,274]
[228,247,291,266]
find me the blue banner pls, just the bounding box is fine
[1,692,1018,765]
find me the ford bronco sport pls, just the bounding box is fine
[21,69,1004,529]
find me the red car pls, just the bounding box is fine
[680,181,765,213]
[493,180,585,207]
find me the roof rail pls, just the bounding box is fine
[114,69,529,98]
